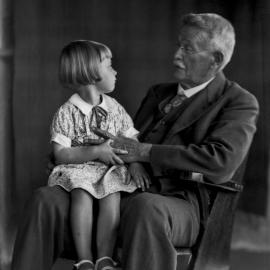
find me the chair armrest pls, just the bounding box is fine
[191,189,241,270]
[176,171,243,192]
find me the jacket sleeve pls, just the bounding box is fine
[150,89,259,184]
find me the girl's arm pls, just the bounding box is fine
[53,141,126,165]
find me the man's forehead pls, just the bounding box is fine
[178,26,208,42]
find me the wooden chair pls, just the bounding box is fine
[175,169,244,270]
[60,167,244,270]
[60,177,243,270]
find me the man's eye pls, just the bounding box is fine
[176,43,194,54]
[183,45,194,53]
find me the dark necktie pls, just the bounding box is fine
[92,106,107,128]
[163,92,187,114]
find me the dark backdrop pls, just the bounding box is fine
[12,0,269,235]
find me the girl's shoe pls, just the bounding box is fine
[95,256,120,270]
[73,260,95,270]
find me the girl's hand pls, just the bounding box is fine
[97,139,127,165]
[128,162,151,191]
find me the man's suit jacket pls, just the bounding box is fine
[134,72,259,186]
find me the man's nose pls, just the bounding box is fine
[174,47,184,58]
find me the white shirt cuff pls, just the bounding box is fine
[123,127,139,138]
[51,133,71,147]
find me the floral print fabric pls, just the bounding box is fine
[48,93,138,198]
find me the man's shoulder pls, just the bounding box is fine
[225,79,259,108]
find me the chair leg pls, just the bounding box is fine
[176,249,192,270]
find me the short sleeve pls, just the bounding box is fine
[117,104,139,138]
[50,106,74,147]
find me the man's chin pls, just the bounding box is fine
[173,70,186,81]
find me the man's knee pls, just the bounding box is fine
[30,186,70,217]
[122,193,167,226]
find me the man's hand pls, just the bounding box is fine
[127,162,151,191]
[91,127,152,163]
[96,139,127,165]
[112,136,152,163]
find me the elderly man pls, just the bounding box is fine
[12,13,258,270]
[112,13,259,270]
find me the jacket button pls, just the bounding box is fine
[144,136,150,141]
[160,120,165,125]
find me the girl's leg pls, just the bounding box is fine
[71,188,94,262]
[96,192,120,259]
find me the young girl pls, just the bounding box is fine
[48,40,149,270]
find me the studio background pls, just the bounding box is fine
[1,0,270,269]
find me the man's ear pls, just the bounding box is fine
[212,51,224,68]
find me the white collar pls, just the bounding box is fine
[69,93,108,116]
[178,77,215,98]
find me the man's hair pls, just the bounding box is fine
[180,13,235,70]
[59,40,111,89]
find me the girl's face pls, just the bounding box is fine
[95,56,117,93]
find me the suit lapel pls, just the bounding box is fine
[136,84,177,136]
[164,72,227,141]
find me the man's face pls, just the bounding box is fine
[173,26,218,89]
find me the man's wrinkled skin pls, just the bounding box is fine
[92,127,152,163]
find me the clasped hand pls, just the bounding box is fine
[96,139,127,165]
[110,136,144,163]
[92,128,152,190]
[98,140,151,191]
[91,127,149,163]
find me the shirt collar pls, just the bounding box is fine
[69,93,108,116]
[178,77,215,98]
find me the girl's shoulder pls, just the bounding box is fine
[55,100,79,115]
[53,100,80,122]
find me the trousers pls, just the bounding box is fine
[11,186,75,270]
[120,192,200,270]
[11,186,200,270]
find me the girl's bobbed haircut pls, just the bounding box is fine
[59,40,111,89]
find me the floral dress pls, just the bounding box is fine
[48,93,138,199]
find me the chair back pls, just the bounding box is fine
[176,158,247,270]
